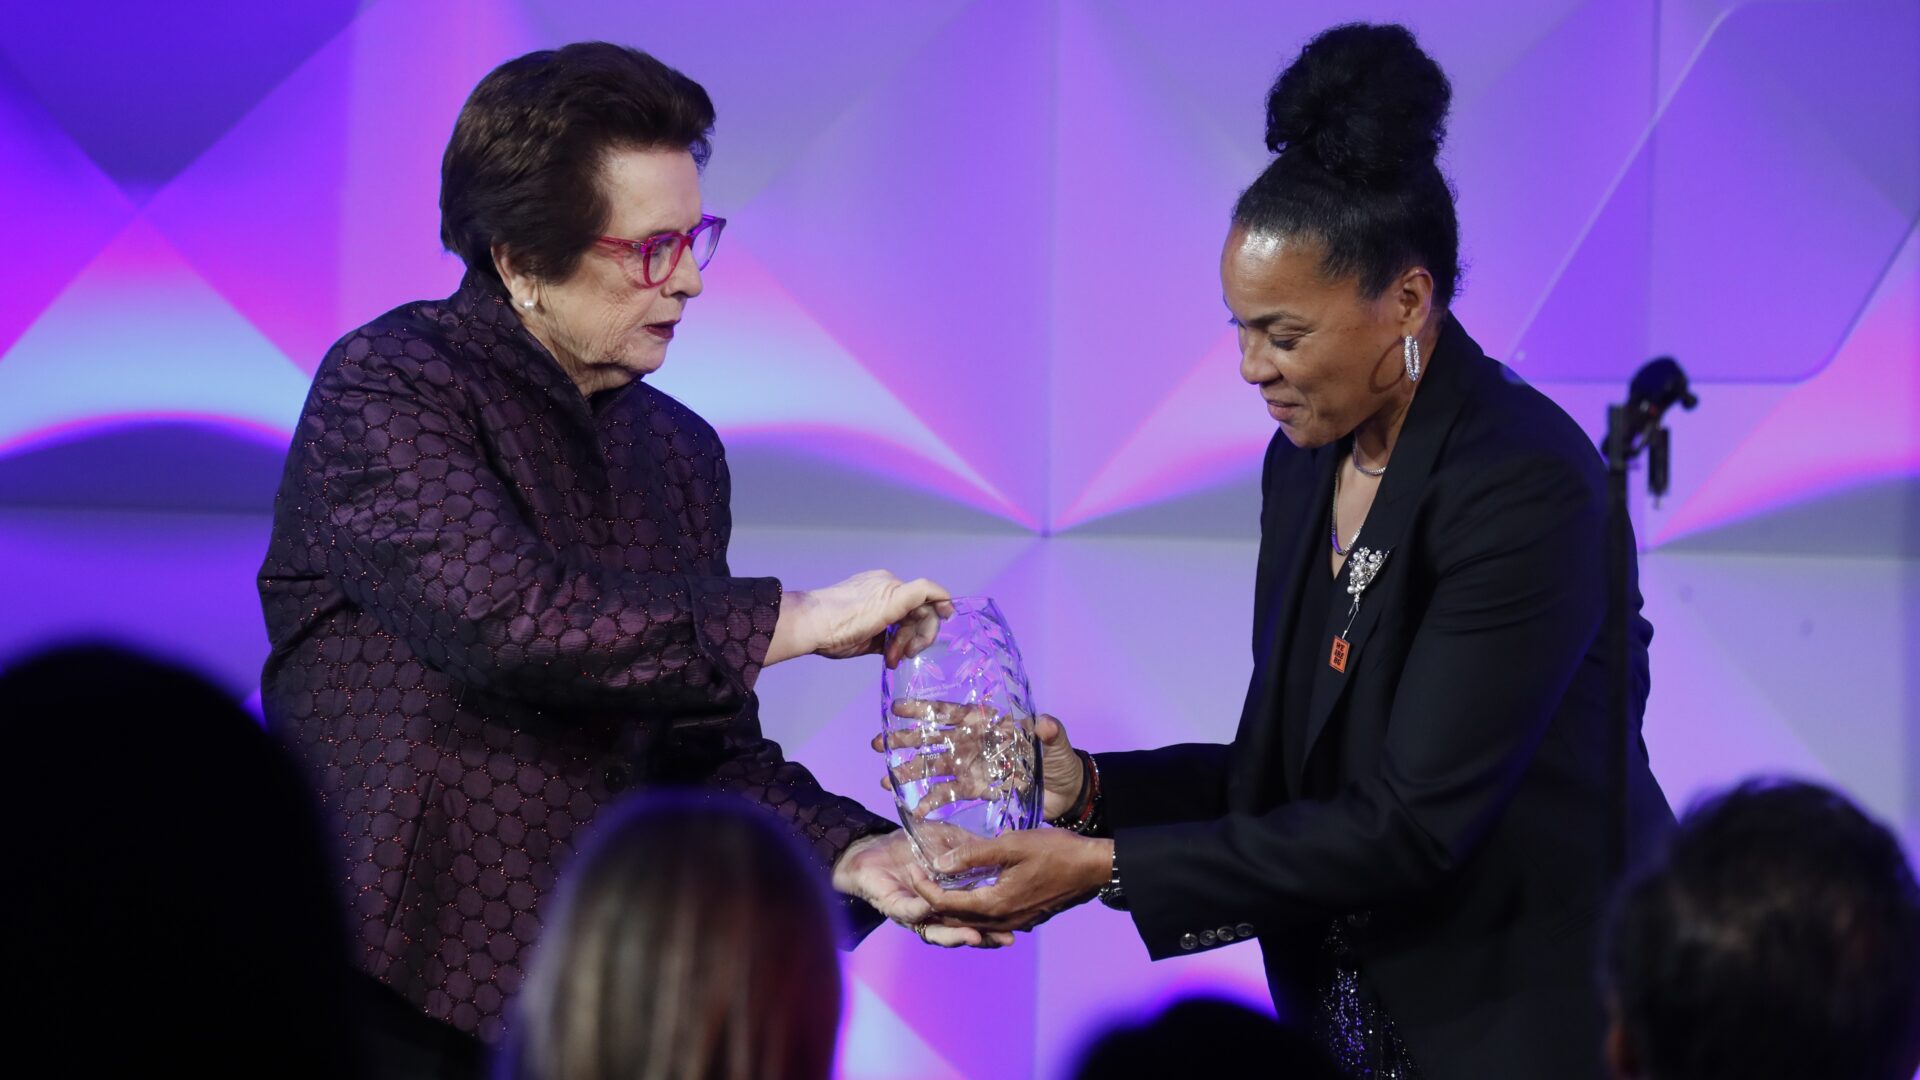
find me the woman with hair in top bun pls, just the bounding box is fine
[906,23,1675,1079]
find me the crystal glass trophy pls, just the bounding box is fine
[880,597,1041,888]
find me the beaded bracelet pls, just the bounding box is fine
[1049,750,1102,834]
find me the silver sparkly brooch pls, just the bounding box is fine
[1346,547,1387,599]
[1331,547,1389,673]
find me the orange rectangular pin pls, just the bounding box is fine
[1329,636,1349,673]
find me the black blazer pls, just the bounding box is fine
[1097,316,1673,1080]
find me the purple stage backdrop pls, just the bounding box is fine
[1,2,1915,1077]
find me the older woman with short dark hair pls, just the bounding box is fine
[259,42,979,1075]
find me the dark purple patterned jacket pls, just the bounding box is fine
[259,274,891,1041]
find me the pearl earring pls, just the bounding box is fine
[1403,335,1422,383]
[521,298,534,310]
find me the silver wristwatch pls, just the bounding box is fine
[1097,841,1128,911]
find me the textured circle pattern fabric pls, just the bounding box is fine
[258,274,890,1042]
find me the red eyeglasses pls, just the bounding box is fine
[595,214,726,287]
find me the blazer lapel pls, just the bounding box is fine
[1233,441,1336,810]
[1294,316,1483,786]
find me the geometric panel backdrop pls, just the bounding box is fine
[2,3,1914,1077]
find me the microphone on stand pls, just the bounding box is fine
[1624,358,1697,507]
[1628,357,1699,421]
[1603,357,1697,879]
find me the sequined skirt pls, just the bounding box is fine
[1313,920,1423,1079]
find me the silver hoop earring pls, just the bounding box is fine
[1403,335,1422,383]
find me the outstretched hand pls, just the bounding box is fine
[908,830,1114,934]
[831,832,1015,949]
[872,711,1087,822]
[768,571,955,667]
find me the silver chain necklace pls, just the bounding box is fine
[1352,443,1388,477]
[1330,457,1367,556]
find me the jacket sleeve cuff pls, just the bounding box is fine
[686,575,783,695]
[1117,822,1270,961]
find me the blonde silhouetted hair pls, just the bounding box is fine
[510,791,845,1080]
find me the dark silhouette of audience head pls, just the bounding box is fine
[1071,995,1340,1080]
[1603,777,1920,1080]
[0,642,362,1075]
[508,791,845,1080]
[20,643,1917,1080]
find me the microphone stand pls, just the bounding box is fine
[1603,358,1696,880]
